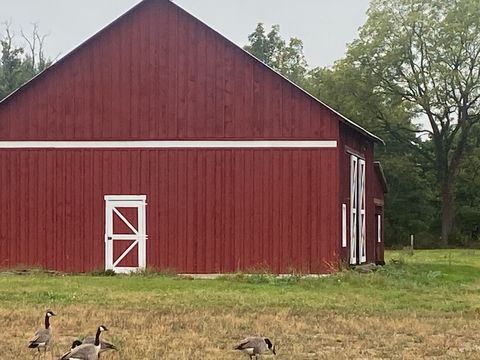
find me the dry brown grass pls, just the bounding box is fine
[4,305,480,359]
[3,250,480,359]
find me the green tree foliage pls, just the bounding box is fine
[0,27,25,99]
[244,23,308,86]
[307,61,417,142]
[455,124,480,243]
[382,151,438,245]
[346,0,480,245]
[0,23,50,100]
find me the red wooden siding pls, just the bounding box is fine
[373,163,386,264]
[0,0,338,141]
[0,149,338,273]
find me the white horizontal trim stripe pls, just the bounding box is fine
[0,140,337,149]
[105,195,147,201]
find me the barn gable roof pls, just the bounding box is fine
[0,0,383,144]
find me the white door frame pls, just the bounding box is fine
[104,195,147,273]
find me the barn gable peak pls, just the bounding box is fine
[0,0,382,144]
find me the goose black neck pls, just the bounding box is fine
[95,328,101,346]
[44,314,50,329]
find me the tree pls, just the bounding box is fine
[20,23,50,78]
[307,61,417,140]
[244,23,308,86]
[0,22,50,100]
[244,23,283,67]
[0,24,24,99]
[346,0,480,245]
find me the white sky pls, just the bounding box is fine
[0,0,370,68]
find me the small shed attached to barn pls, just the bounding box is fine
[0,0,386,273]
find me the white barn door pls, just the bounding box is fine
[350,156,358,264]
[104,195,147,273]
[350,155,367,265]
[358,159,367,263]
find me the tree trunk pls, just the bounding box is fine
[440,183,454,247]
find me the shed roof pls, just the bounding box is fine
[0,0,383,144]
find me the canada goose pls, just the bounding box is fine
[234,337,276,359]
[59,340,83,359]
[28,310,56,355]
[59,325,108,360]
[82,336,118,357]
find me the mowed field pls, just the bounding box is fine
[1,250,480,360]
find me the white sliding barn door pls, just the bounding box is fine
[350,156,358,264]
[350,155,367,265]
[358,159,367,263]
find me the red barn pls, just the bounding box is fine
[0,0,386,274]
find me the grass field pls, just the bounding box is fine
[1,249,480,359]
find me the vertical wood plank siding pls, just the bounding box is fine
[0,1,337,140]
[0,149,338,273]
[373,164,386,264]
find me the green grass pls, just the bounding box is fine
[1,249,479,315]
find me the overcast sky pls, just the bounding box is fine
[0,0,370,68]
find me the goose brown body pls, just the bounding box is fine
[82,336,118,353]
